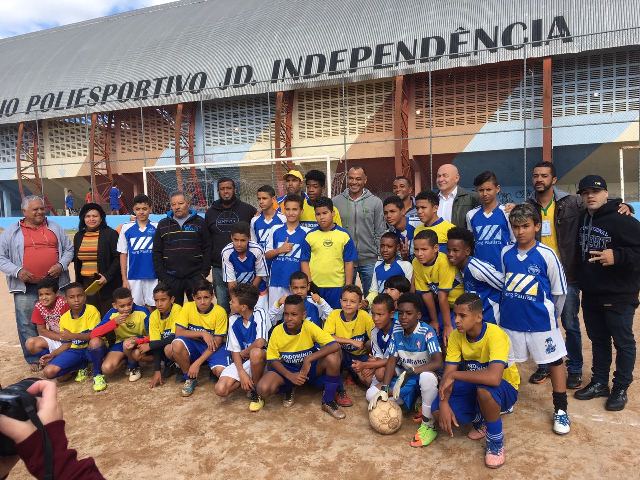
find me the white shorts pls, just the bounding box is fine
[129,279,158,307]
[220,359,252,381]
[256,291,269,313]
[268,286,289,309]
[40,336,62,353]
[503,327,567,365]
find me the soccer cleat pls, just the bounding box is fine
[282,389,295,408]
[553,410,571,435]
[74,368,88,383]
[529,366,551,384]
[412,409,423,424]
[181,378,198,397]
[410,422,437,447]
[249,390,265,412]
[392,370,408,400]
[485,446,505,469]
[92,374,107,392]
[335,389,353,407]
[129,367,142,382]
[574,382,610,400]
[467,425,487,440]
[500,406,514,415]
[605,387,628,411]
[321,401,346,419]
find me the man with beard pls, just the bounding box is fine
[205,177,257,312]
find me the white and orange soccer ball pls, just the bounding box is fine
[368,400,402,435]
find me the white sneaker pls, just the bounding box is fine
[553,409,571,435]
[129,367,142,382]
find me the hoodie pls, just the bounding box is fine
[577,200,640,304]
[332,188,385,265]
[205,197,257,268]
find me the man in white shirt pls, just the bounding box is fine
[435,164,479,228]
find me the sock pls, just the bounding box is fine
[552,391,568,413]
[471,412,485,430]
[127,360,138,370]
[485,418,504,452]
[322,375,340,404]
[419,372,438,421]
[337,379,345,394]
[87,346,106,375]
[182,372,189,381]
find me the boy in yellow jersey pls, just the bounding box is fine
[412,229,463,346]
[168,280,229,397]
[91,287,150,383]
[300,170,342,229]
[323,285,374,406]
[434,293,520,469]
[301,196,357,309]
[42,282,108,392]
[414,190,455,253]
[256,295,345,419]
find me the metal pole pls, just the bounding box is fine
[619,147,625,201]
[428,62,433,190]
[140,107,147,168]
[341,76,348,170]
[522,52,528,199]
[326,155,332,197]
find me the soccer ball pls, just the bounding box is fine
[369,400,402,435]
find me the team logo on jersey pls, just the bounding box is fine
[545,337,556,354]
[129,236,154,251]
[504,272,539,297]
[475,225,503,243]
[527,264,541,276]
[323,239,334,247]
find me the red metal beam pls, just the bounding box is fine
[89,112,114,204]
[542,57,553,162]
[393,75,411,178]
[174,103,205,208]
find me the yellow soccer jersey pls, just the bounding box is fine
[299,200,342,229]
[412,252,464,305]
[176,301,228,336]
[323,309,374,356]
[540,199,560,255]
[445,322,520,390]
[301,225,358,288]
[267,320,335,370]
[415,218,456,251]
[59,304,101,349]
[149,303,182,341]
[104,305,150,343]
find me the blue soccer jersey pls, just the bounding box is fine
[388,321,441,370]
[466,205,514,271]
[268,295,332,328]
[250,212,286,253]
[117,221,158,280]
[222,241,269,292]
[369,259,413,297]
[461,256,504,324]
[500,242,567,332]
[267,224,310,288]
[226,309,270,352]
[387,220,417,259]
[371,322,395,359]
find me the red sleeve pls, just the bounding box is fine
[15,420,105,480]
[136,336,150,345]
[31,304,45,325]
[90,319,117,338]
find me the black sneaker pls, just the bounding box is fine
[161,361,176,379]
[574,381,610,400]
[567,373,583,390]
[605,387,628,411]
[529,366,551,384]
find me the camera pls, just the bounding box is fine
[0,378,40,457]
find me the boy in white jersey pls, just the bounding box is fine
[359,293,396,388]
[500,203,570,434]
[366,232,413,307]
[250,185,286,251]
[269,271,332,328]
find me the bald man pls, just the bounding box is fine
[435,164,479,228]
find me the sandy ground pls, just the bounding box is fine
[1,276,638,480]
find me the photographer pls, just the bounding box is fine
[0,380,104,479]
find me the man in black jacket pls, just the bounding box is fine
[152,191,210,305]
[205,177,257,312]
[573,175,639,411]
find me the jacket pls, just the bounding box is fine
[577,200,640,304]
[332,188,385,265]
[153,209,211,280]
[73,226,122,298]
[0,219,73,293]
[450,186,480,228]
[205,198,257,268]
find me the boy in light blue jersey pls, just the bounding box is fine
[360,293,397,391]
[366,232,413,306]
[250,185,286,252]
[268,271,332,328]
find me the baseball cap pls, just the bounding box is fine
[283,169,304,182]
[577,175,607,194]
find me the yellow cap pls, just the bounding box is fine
[283,169,304,182]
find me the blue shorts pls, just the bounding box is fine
[431,379,518,425]
[109,342,124,353]
[174,337,231,369]
[270,360,323,388]
[317,287,342,309]
[49,348,90,377]
[341,350,368,373]
[390,373,422,411]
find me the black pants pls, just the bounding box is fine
[166,276,200,306]
[582,300,637,388]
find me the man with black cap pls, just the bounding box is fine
[574,175,640,411]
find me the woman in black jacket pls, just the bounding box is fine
[73,203,121,316]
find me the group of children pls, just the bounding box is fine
[24,168,576,469]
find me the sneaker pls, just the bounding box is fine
[467,425,486,440]
[181,378,198,397]
[75,368,88,383]
[529,366,551,384]
[553,409,571,435]
[209,370,218,383]
[321,401,346,419]
[485,446,505,469]
[249,390,265,412]
[605,387,628,411]
[92,374,107,392]
[500,406,514,415]
[410,422,437,447]
[392,370,409,400]
[129,367,142,382]
[125,367,131,376]
[335,389,353,407]
[283,389,295,408]
[161,362,176,379]
[567,373,583,389]
[574,381,610,400]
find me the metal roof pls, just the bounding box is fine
[0,0,638,124]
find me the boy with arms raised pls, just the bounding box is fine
[434,293,520,468]
[366,232,413,306]
[250,185,286,251]
[301,170,342,229]
[256,295,345,419]
[414,191,455,253]
[269,271,332,327]
[383,195,417,260]
[215,284,270,411]
[500,203,570,434]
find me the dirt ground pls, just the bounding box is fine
[1,277,638,480]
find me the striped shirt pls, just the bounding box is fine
[77,231,99,277]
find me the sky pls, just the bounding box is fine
[0,0,177,39]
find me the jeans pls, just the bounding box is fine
[13,283,40,364]
[212,267,230,313]
[356,262,375,298]
[582,301,637,388]
[561,284,583,374]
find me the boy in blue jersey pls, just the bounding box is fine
[501,203,570,435]
[366,232,413,307]
[168,280,230,397]
[414,190,455,253]
[360,293,396,392]
[301,196,357,309]
[434,294,520,469]
[268,271,332,327]
[215,284,270,412]
[256,294,345,419]
[383,195,417,260]
[222,222,269,311]
[368,293,442,447]
[42,283,108,393]
[118,194,158,309]
[265,194,309,304]
[466,171,514,271]
[250,185,286,251]
[447,227,504,324]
